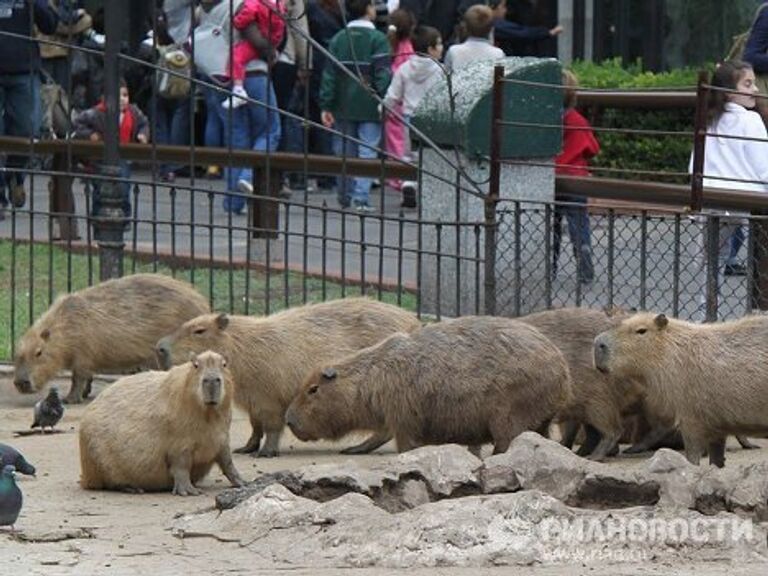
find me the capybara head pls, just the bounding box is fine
[285,366,357,442]
[156,313,231,370]
[188,350,232,408]
[14,325,60,394]
[594,312,669,377]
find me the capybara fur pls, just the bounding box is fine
[285,316,572,454]
[594,312,768,467]
[519,307,644,460]
[13,274,210,404]
[155,298,421,457]
[79,351,242,495]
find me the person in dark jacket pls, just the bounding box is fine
[0,0,58,216]
[398,0,462,45]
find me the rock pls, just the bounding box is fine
[216,471,302,511]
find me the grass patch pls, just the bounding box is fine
[0,241,417,361]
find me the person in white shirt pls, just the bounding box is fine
[689,60,768,318]
[443,4,504,72]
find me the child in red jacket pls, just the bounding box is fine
[553,69,600,284]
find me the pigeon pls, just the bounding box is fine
[0,465,23,531]
[0,444,35,477]
[31,387,65,432]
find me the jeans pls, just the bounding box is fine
[152,96,191,176]
[727,225,746,266]
[553,195,594,283]
[0,73,41,203]
[210,74,281,213]
[203,81,225,148]
[90,160,132,218]
[333,120,382,207]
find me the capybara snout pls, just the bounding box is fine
[155,339,172,370]
[593,336,610,373]
[191,353,228,406]
[13,366,33,394]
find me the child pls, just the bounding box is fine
[553,69,599,284]
[383,25,443,208]
[383,8,415,193]
[689,60,768,319]
[223,0,286,109]
[320,0,391,211]
[74,79,149,218]
[444,4,504,72]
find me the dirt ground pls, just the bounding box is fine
[1,370,767,576]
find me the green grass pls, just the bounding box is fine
[0,241,417,361]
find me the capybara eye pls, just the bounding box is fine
[308,385,319,395]
[636,328,647,335]
[193,328,207,335]
[35,349,43,357]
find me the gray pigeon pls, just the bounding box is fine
[31,387,65,432]
[0,465,22,530]
[0,444,35,476]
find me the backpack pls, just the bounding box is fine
[156,44,192,100]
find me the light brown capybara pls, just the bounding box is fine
[13,273,210,404]
[519,307,644,460]
[285,316,572,454]
[79,351,243,495]
[154,298,422,458]
[594,312,768,467]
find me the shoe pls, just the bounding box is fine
[337,194,350,209]
[221,85,249,109]
[160,172,175,183]
[236,179,253,195]
[401,182,417,208]
[724,262,747,276]
[206,165,222,180]
[353,202,374,213]
[10,180,25,208]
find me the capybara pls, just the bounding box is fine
[518,307,644,460]
[79,351,243,495]
[285,316,572,454]
[13,273,210,404]
[155,298,421,457]
[594,312,768,467]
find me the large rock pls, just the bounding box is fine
[174,484,767,568]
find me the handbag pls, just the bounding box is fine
[156,44,192,99]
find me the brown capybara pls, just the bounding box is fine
[154,298,422,458]
[594,312,768,467]
[518,307,644,460]
[79,351,243,495]
[285,316,572,454]
[13,273,210,404]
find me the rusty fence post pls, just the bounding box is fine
[690,70,709,213]
[484,65,505,316]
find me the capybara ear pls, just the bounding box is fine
[189,352,199,368]
[654,314,669,329]
[321,367,337,381]
[40,328,51,341]
[215,313,229,330]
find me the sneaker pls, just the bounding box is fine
[353,202,374,213]
[10,180,25,208]
[222,85,249,109]
[724,262,747,276]
[401,182,417,208]
[236,179,253,195]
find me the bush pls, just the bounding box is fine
[568,59,713,183]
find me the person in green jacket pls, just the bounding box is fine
[320,0,391,211]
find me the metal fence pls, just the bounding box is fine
[2,2,768,362]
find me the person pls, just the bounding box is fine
[193,0,281,214]
[383,24,443,208]
[485,0,562,56]
[320,0,391,211]
[552,69,598,285]
[73,79,150,219]
[223,0,286,109]
[382,8,415,194]
[443,4,503,72]
[398,0,462,46]
[688,61,768,319]
[0,0,58,216]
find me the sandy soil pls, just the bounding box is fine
[1,370,767,576]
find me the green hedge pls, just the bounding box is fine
[569,59,713,183]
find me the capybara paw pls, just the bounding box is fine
[233,444,259,455]
[622,444,647,455]
[339,446,367,455]
[173,483,202,496]
[254,448,279,458]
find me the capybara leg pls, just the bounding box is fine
[234,416,263,454]
[395,432,419,453]
[255,430,282,458]
[576,425,602,457]
[736,435,760,450]
[623,424,675,454]
[340,431,392,455]
[217,448,245,487]
[682,434,704,466]
[708,437,727,468]
[560,420,580,450]
[468,444,483,458]
[536,419,552,438]
[170,454,202,496]
[65,371,91,404]
[588,433,621,461]
[82,377,93,400]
